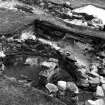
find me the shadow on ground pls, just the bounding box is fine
[0,76,66,105]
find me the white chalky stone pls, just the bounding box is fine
[25,57,38,66]
[0,51,5,58]
[21,31,36,41]
[86,99,105,105]
[96,85,104,97]
[46,83,58,93]
[73,5,105,24]
[65,1,71,6]
[100,76,105,84]
[57,81,67,90]
[41,61,56,69]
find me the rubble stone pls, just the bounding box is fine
[79,78,89,87]
[25,57,39,66]
[45,83,58,93]
[89,71,99,77]
[96,85,104,97]
[102,84,105,94]
[100,76,105,84]
[41,61,57,69]
[66,82,79,93]
[20,31,36,41]
[88,77,100,85]
[0,51,5,58]
[86,98,105,105]
[57,81,67,90]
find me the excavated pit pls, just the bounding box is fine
[0,0,105,105]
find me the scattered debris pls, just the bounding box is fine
[73,5,105,24]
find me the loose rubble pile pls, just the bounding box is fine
[32,0,105,30]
